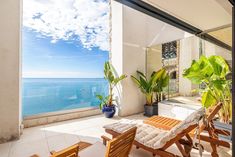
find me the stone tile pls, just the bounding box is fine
[46,134,67,152]
[9,139,49,157]
[19,125,46,143]
[75,127,104,144]
[0,112,231,157]
[0,142,12,157]
[64,134,80,146]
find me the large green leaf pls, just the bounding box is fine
[137,71,147,79]
[201,90,217,108]
[209,56,230,77]
[184,55,232,123]
[131,75,141,87]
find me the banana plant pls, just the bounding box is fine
[96,62,127,108]
[152,69,170,102]
[183,55,231,123]
[131,69,169,105]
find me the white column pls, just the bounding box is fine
[0,0,22,142]
[179,36,200,96]
[111,1,146,116]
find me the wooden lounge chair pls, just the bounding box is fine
[80,127,137,157]
[31,141,91,157]
[104,107,206,157]
[144,102,230,157]
[31,127,137,157]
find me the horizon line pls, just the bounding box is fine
[22,77,105,79]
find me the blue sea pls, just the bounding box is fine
[22,78,108,117]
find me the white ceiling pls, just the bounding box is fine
[142,0,232,31]
[123,5,188,47]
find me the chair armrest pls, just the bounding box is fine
[101,135,111,145]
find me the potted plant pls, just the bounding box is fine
[131,69,169,117]
[152,69,169,104]
[183,55,232,139]
[96,62,127,118]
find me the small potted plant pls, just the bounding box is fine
[183,55,232,139]
[131,69,169,117]
[152,69,169,105]
[96,62,127,118]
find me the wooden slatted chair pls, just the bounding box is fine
[105,127,137,157]
[104,107,206,157]
[104,122,198,157]
[144,102,230,157]
[31,143,79,157]
[79,127,137,157]
[31,128,136,157]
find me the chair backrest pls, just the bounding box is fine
[50,143,79,157]
[200,102,223,132]
[105,127,137,157]
[158,107,205,149]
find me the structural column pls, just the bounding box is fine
[111,1,146,116]
[0,0,22,142]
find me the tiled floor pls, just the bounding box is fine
[0,109,232,157]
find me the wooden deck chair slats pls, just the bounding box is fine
[105,124,197,157]
[142,102,230,157]
[105,127,137,157]
[50,143,79,157]
[145,116,181,130]
[31,141,93,157]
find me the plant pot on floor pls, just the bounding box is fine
[102,105,116,118]
[144,102,158,117]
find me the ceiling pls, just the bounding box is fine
[142,0,232,47]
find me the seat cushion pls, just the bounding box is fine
[79,142,106,157]
[153,107,205,149]
[103,107,205,150]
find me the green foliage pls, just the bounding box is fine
[96,62,127,108]
[96,94,111,109]
[183,55,231,123]
[131,69,169,105]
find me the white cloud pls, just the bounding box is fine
[23,0,110,51]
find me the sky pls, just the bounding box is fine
[22,0,109,78]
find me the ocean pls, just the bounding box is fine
[22,78,108,117]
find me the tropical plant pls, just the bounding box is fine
[183,55,232,123]
[152,69,170,102]
[131,69,169,105]
[96,61,127,109]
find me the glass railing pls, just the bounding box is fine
[22,78,108,117]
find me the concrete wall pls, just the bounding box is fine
[146,45,162,78]
[0,0,22,142]
[179,36,200,96]
[111,2,186,116]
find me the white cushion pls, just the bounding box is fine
[153,107,205,149]
[79,142,106,157]
[103,107,205,150]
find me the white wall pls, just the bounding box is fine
[179,36,200,96]
[203,40,231,61]
[111,1,146,116]
[111,2,186,116]
[146,45,162,78]
[0,0,22,142]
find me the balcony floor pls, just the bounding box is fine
[0,104,232,157]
